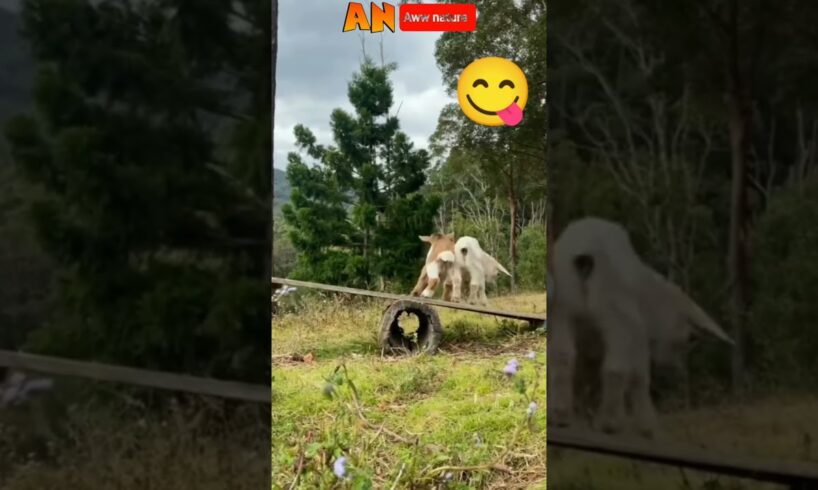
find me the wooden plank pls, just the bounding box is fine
[0,350,271,404]
[271,277,547,323]
[548,427,818,485]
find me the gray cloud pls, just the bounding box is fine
[274,0,452,169]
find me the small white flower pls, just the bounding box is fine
[527,401,538,417]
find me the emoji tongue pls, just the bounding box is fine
[497,102,523,126]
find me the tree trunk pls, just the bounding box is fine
[725,0,751,394]
[508,166,519,293]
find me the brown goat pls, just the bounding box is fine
[410,233,461,302]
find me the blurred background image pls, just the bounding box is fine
[0,0,273,487]
[548,0,818,488]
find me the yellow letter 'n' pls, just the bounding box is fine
[369,2,396,33]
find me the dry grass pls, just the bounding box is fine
[548,390,818,489]
[0,397,269,489]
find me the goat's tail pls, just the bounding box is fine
[494,258,512,277]
[677,287,734,345]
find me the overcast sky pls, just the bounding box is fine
[274,0,452,169]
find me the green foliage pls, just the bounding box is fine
[4,0,271,381]
[516,224,547,290]
[374,193,441,291]
[282,59,439,291]
[0,135,54,352]
[272,213,297,278]
[749,176,818,388]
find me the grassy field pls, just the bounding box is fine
[272,292,548,489]
[548,393,818,489]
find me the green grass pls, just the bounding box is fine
[272,292,547,489]
[272,289,818,489]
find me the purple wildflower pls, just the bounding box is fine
[333,456,347,478]
[502,360,518,376]
[527,401,538,417]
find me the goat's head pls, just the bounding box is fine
[419,233,456,265]
[419,232,455,246]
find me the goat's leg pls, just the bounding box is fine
[410,267,428,296]
[479,282,488,306]
[630,343,658,438]
[593,307,641,435]
[442,275,453,302]
[449,268,462,303]
[467,271,483,305]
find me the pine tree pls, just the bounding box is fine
[282,58,438,290]
[4,0,272,381]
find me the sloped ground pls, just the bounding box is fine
[272,292,548,489]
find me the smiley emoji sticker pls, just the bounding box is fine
[457,57,528,127]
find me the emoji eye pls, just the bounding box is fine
[472,79,489,88]
[499,80,515,89]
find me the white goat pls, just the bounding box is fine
[548,217,733,437]
[454,236,511,306]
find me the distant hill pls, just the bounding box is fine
[273,167,291,211]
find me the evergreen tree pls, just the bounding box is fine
[4,0,271,382]
[282,59,438,291]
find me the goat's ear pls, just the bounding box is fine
[445,232,455,240]
[419,235,432,243]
